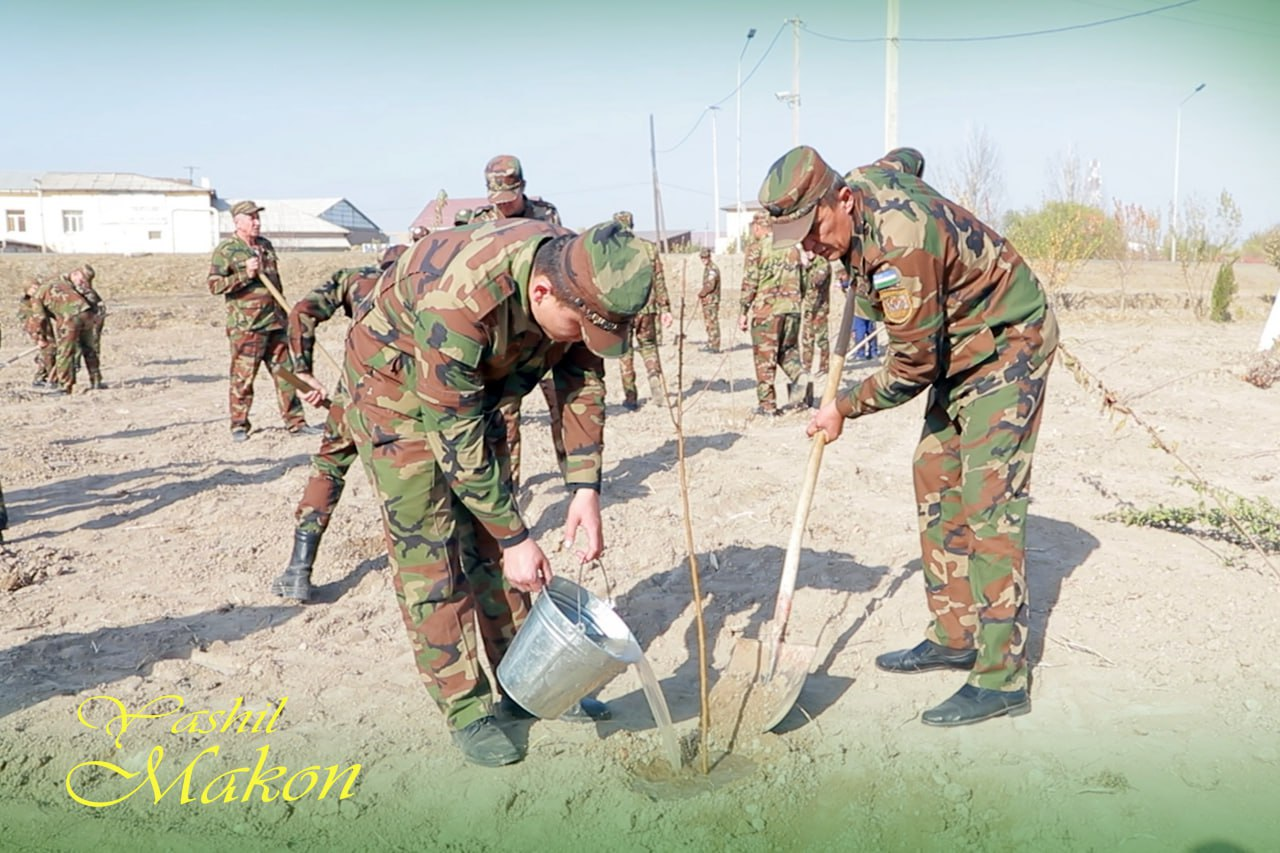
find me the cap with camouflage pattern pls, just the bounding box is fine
[757,145,843,249]
[612,210,634,229]
[80,263,96,281]
[544,220,654,358]
[231,200,265,218]
[485,155,525,203]
[879,146,925,178]
[454,208,474,226]
[699,246,711,258]
[379,244,408,269]
[410,224,429,242]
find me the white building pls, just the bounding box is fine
[0,171,216,254]
[719,202,764,254]
[219,198,386,251]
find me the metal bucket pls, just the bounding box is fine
[497,576,642,719]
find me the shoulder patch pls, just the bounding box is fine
[879,285,913,324]
[871,267,901,291]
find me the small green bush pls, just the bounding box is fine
[1209,261,1237,322]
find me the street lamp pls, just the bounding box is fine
[735,27,757,247]
[1170,82,1206,263]
[709,105,721,248]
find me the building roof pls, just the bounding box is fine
[0,171,208,193]
[216,197,386,245]
[409,196,490,232]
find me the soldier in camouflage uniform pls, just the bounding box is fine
[800,250,832,379]
[738,214,804,415]
[613,211,672,410]
[761,145,1058,727]
[270,244,408,603]
[207,200,318,442]
[472,154,562,226]
[72,264,108,389]
[34,267,98,394]
[18,277,55,387]
[343,218,653,767]
[473,156,565,485]
[697,247,721,352]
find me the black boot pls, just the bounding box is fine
[271,528,320,602]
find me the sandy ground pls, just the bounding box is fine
[1,253,1278,852]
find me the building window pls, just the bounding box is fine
[5,210,25,232]
[148,230,162,240]
[62,210,84,233]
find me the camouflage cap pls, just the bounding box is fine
[409,224,429,242]
[230,200,265,218]
[453,208,474,226]
[485,155,525,203]
[612,210,634,229]
[699,246,711,258]
[379,244,408,269]
[879,146,926,178]
[544,221,654,358]
[80,263,96,281]
[757,145,842,249]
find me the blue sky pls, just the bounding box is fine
[3,0,1277,240]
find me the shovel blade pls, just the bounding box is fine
[708,636,817,744]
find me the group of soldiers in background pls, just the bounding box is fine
[16,263,108,395]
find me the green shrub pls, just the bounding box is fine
[1209,261,1237,322]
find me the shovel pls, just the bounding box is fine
[709,273,858,738]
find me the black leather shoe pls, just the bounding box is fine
[500,695,612,723]
[875,640,977,673]
[921,684,1030,727]
[450,716,523,767]
[622,398,640,411]
[231,427,250,443]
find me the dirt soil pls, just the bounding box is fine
[1,253,1278,852]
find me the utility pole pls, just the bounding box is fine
[649,113,667,251]
[184,165,198,184]
[709,105,721,248]
[735,27,757,248]
[1171,82,1206,263]
[884,0,900,151]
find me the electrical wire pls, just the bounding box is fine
[802,0,1200,44]
[657,22,787,155]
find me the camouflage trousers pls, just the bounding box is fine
[294,392,357,535]
[80,313,105,384]
[801,282,830,374]
[25,326,53,383]
[226,328,305,432]
[699,296,721,351]
[748,313,803,410]
[50,312,93,392]
[499,377,565,489]
[913,351,1054,693]
[619,313,665,402]
[346,397,531,731]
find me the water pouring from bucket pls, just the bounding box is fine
[497,576,682,769]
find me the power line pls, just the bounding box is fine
[803,0,1199,44]
[658,22,787,155]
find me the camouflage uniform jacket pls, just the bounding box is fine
[837,165,1059,420]
[206,234,287,332]
[18,293,52,340]
[472,196,562,227]
[346,219,607,548]
[697,261,721,300]
[637,253,671,316]
[73,281,106,317]
[288,266,381,374]
[740,234,802,319]
[34,276,96,318]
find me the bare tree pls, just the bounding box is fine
[952,125,1003,224]
[1110,201,1161,315]
[1046,145,1088,204]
